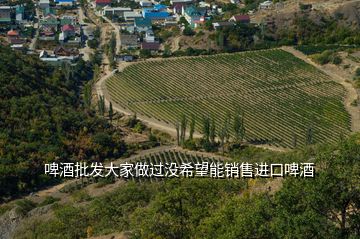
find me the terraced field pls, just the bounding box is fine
[106,49,351,148]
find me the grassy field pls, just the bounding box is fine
[106,49,350,148]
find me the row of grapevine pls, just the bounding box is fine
[106,49,351,148]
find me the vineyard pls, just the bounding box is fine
[106,49,351,148]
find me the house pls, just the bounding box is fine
[43,7,55,17]
[141,42,160,51]
[144,29,155,42]
[40,16,59,31]
[142,5,170,21]
[117,54,134,62]
[0,6,11,24]
[39,0,50,9]
[7,30,25,44]
[102,6,132,17]
[212,21,234,30]
[259,0,273,10]
[139,0,152,7]
[134,17,152,32]
[123,11,143,22]
[60,15,77,26]
[15,5,25,23]
[39,50,77,64]
[54,46,79,56]
[170,0,193,4]
[229,15,250,24]
[55,0,76,6]
[183,5,206,28]
[120,34,138,49]
[95,0,111,8]
[61,24,76,38]
[171,3,187,15]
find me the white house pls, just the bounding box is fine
[102,6,132,17]
[145,29,155,43]
[259,0,273,10]
[123,11,142,22]
[140,0,152,7]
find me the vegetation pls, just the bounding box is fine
[0,46,126,201]
[106,49,350,148]
[13,135,360,239]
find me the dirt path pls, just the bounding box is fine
[282,46,360,133]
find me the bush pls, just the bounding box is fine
[183,26,195,36]
[15,199,37,216]
[38,196,60,207]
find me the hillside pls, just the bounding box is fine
[0,46,126,201]
[3,135,360,239]
[106,49,350,148]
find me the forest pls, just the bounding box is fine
[0,46,127,201]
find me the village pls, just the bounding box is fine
[0,0,292,64]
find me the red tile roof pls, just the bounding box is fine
[62,24,75,32]
[7,30,19,36]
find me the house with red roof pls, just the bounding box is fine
[7,30,25,44]
[229,15,250,24]
[95,0,111,8]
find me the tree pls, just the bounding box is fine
[306,126,313,145]
[175,122,180,146]
[210,117,216,144]
[189,114,195,140]
[234,108,245,143]
[183,26,195,36]
[202,116,210,143]
[98,95,106,116]
[108,101,114,122]
[180,114,187,145]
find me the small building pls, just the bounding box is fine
[134,17,152,32]
[259,0,273,10]
[7,30,25,44]
[56,0,76,6]
[120,34,138,49]
[40,16,59,31]
[43,7,55,17]
[117,54,134,62]
[144,29,155,42]
[0,6,11,24]
[123,11,143,22]
[39,0,50,9]
[183,5,206,28]
[141,42,160,51]
[61,24,76,38]
[95,0,111,8]
[54,46,79,56]
[171,3,187,15]
[102,6,132,17]
[212,21,234,30]
[60,15,77,26]
[142,5,170,20]
[15,5,25,23]
[170,0,193,4]
[139,0,152,7]
[229,15,250,24]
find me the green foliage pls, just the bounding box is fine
[0,46,127,201]
[312,50,343,65]
[15,199,37,216]
[38,196,60,207]
[13,136,360,238]
[183,26,195,36]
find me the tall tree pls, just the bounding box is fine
[108,101,114,122]
[202,116,210,143]
[189,114,195,140]
[180,114,187,144]
[210,117,216,144]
